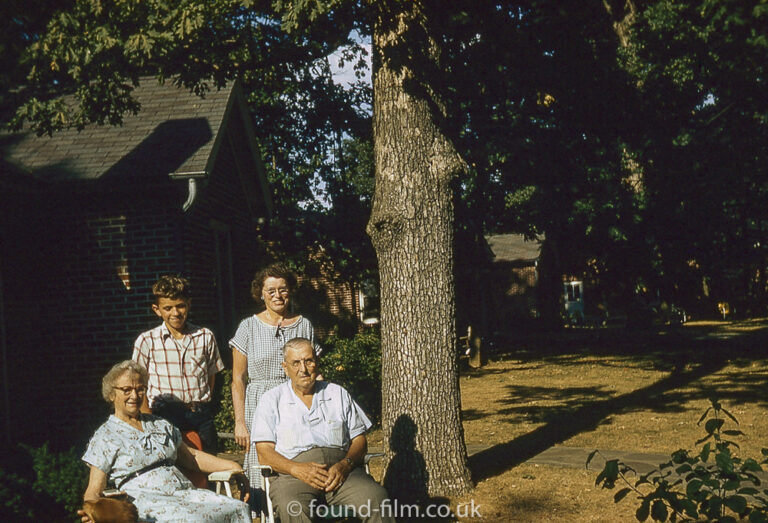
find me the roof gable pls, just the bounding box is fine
[486,234,543,263]
[1,78,232,182]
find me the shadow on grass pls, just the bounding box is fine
[469,324,768,482]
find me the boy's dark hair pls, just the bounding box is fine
[152,275,191,303]
[250,263,298,301]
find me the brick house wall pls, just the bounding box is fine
[2,182,181,447]
[295,275,359,340]
[487,260,539,334]
[5,165,266,449]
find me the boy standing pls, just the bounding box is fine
[132,275,224,453]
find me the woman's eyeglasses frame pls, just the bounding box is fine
[113,386,147,395]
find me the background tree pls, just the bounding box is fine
[618,0,768,317]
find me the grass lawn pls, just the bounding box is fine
[368,319,768,522]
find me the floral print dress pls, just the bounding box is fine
[82,414,250,523]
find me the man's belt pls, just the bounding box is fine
[116,458,175,489]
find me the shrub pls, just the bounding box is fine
[321,331,382,423]
[590,399,768,522]
[0,443,87,522]
[214,368,240,451]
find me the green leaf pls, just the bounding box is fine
[636,472,652,487]
[679,499,698,518]
[717,451,735,473]
[636,500,650,522]
[723,495,747,514]
[722,430,745,437]
[742,459,763,472]
[614,487,632,503]
[701,443,712,462]
[686,479,703,497]
[671,450,689,464]
[705,418,725,434]
[651,500,668,522]
[706,496,723,517]
[698,407,713,424]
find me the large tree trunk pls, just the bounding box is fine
[367,0,473,500]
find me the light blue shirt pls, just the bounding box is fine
[251,381,372,459]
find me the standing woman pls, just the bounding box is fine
[230,263,321,494]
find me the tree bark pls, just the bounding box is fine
[367,0,473,499]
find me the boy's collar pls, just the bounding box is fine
[160,321,197,338]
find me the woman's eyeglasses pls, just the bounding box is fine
[113,386,146,395]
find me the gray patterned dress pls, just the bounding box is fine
[82,415,250,523]
[229,314,320,489]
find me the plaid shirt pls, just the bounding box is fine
[132,322,224,407]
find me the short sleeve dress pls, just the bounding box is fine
[82,414,250,523]
[229,314,321,488]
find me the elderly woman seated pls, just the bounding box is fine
[78,360,251,523]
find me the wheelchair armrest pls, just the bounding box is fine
[364,452,384,464]
[208,470,249,500]
[208,470,237,482]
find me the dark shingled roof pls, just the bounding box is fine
[1,78,233,183]
[486,234,543,263]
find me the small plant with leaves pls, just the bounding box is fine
[214,369,240,451]
[588,399,768,522]
[321,331,382,422]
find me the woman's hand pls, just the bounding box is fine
[234,420,250,449]
[76,509,93,523]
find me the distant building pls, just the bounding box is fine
[485,234,542,332]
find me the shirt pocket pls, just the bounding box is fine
[184,347,208,375]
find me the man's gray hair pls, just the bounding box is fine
[282,337,315,360]
[102,360,148,403]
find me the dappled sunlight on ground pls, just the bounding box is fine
[448,319,768,520]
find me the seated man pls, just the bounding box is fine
[252,337,394,523]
